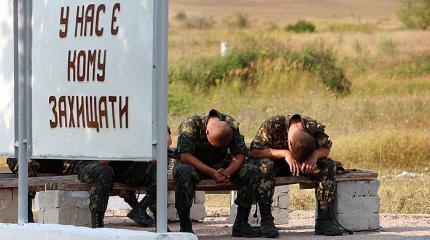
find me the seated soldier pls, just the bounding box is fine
[250,114,343,237]
[173,109,259,237]
[6,158,74,222]
[75,127,172,228]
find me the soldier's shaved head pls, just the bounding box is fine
[206,120,233,148]
[289,129,316,163]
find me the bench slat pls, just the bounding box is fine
[0,170,378,192]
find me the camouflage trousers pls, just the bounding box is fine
[173,161,259,214]
[76,161,157,214]
[255,157,338,209]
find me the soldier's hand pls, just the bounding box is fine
[301,154,317,174]
[217,168,231,184]
[285,152,300,176]
[99,160,111,166]
[211,170,227,184]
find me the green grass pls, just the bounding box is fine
[319,21,380,33]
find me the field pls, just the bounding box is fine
[1,0,428,215]
[167,0,430,214]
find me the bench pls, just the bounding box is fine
[0,171,380,231]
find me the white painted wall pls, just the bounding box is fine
[0,0,15,157]
[32,0,155,160]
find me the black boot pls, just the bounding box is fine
[178,210,194,233]
[259,203,279,238]
[28,192,35,223]
[127,207,155,227]
[91,211,105,228]
[232,206,261,238]
[315,201,343,236]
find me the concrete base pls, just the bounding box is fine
[0,188,18,223]
[167,191,206,222]
[0,223,196,240]
[335,180,380,231]
[37,190,91,227]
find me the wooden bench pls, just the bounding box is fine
[0,171,380,231]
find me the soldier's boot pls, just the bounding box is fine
[28,192,35,223]
[178,210,194,233]
[127,207,155,227]
[259,203,279,238]
[91,211,105,228]
[315,201,343,236]
[232,206,261,238]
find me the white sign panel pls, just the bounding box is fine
[32,1,155,160]
[0,1,15,157]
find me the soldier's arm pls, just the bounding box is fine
[251,148,288,160]
[225,154,245,176]
[250,117,287,160]
[180,153,225,183]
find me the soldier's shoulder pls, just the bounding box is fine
[302,116,326,133]
[180,114,203,133]
[224,114,240,129]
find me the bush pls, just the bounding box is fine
[397,0,430,29]
[169,37,351,96]
[174,11,187,21]
[184,16,215,29]
[287,45,351,96]
[378,38,397,56]
[226,12,251,28]
[284,20,316,33]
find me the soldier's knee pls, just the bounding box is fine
[173,164,196,181]
[255,158,275,177]
[99,165,114,178]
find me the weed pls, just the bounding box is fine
[284,20,316,33]
[226,12,251,29]
[174,11,187,21]
[324,22,378,32]
[184,16,215,29]
[378,38,396,56]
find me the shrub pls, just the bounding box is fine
[169,37,351,96]
[287,45,351,96]
[397,0,430,29]
[377,38,397,56]
[284,20,316,33]
[174,11,187,21]
[184,16,215,29]
[226,12,251,28]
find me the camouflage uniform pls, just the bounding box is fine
[250,114,340,208]
[173,109,259,214]
[7,158,75,222]
[75,160,157,215]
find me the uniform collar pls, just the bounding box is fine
[286,113,303,130]
[202,109,224,129]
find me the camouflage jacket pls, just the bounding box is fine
[250,114,332,151]
[176,109,247,165]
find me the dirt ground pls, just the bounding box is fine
[105,210,430,239]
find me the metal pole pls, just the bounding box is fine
[16,0,29,224]
[156,0,169,233]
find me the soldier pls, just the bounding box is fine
[173,109,259,237]
[250,114,343,237]
[75,160,157,228]
[75,127,172,228]
[6,157,75,222]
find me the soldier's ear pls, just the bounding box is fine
[205,129,209,136]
